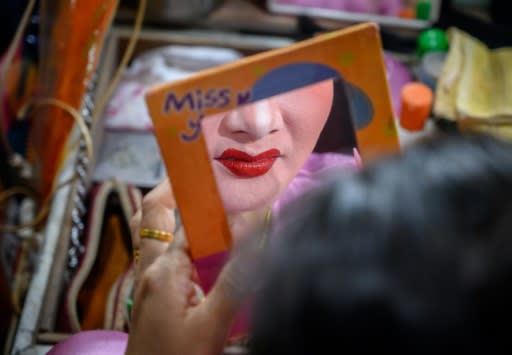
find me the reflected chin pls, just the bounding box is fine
[214,173,282,213]
[221,192,278,213]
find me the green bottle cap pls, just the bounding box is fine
[417,28,449,56]
[416,1,432,20]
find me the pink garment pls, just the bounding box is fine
[272,152,358,219]
[47,152,357,354]
[47,330,128,355]
[274,0,403,15]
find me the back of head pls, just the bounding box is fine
[250,133,512,355]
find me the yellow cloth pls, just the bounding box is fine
[434,28,512,124]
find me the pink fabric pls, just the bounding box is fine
[47,330,128,355]
[194,250,229,294]
[383,52,412,117]
[272,152,357,219]
[274,0,403,15]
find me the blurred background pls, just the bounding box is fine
[0,0,510,354]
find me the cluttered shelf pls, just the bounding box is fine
[115,0,439,36]
[116,0,302,35]
[2,0,512,354]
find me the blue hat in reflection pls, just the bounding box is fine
[250,62,374,130]
[251,62,340,102]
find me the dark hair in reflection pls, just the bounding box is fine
[250,133,512,354]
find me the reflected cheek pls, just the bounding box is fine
[277,91,332,137]
[284,113,329,154]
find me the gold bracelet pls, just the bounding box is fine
[139,228,174,243]
[133,247,140,264]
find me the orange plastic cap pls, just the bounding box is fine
[400,82,433,131]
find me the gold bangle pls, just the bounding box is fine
[139,228,174,243]
[133,247,140,264]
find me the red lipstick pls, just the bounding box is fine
[216,148,281,177]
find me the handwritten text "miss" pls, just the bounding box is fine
[162,88,252,142]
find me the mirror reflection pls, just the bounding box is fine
[200,78,361,217]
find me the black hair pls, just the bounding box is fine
[249,133,512,354]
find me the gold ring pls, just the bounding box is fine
[140,228,174,243]
[133,247,140,264]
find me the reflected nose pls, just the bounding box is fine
[221,99,283,140]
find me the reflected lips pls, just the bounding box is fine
[216,148,281,177]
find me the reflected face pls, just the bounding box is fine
[201,80,333,212]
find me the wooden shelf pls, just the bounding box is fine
[116,0,352,36]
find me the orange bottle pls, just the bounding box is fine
[399,82,433,131]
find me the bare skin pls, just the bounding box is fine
[127,179,265,355]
